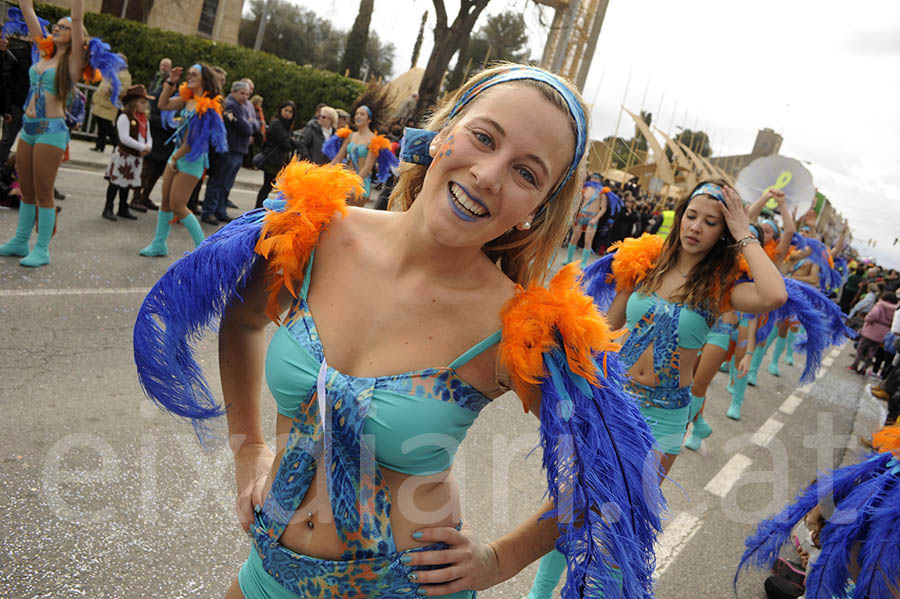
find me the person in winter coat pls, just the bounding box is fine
[90,56,131,151]
[849,292,898,374]
[295,105,335,165]
[254,100,296,208]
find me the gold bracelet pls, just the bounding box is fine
[735,235,760,249]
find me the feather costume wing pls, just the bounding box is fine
[133,161,360,441]
[86,38,127,107]
[500,265,665,599]
[322,127,352,160]
[184,97,227,161]
[582,233,663,314]
[368,134,399,183]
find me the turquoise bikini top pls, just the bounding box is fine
[347,142,368,172]
[625,291,710,350]
[27,66,57,118]
[265,249,501,476]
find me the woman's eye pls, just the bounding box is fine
[474,131,492,147]
[517,167,536,185]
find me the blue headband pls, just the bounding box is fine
[358,105,372,119]
[760,218,780,240]
[398,66,587,204]
[689,182,726,204]
[191,63,202,72]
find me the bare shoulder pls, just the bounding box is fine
[316,206,392,253]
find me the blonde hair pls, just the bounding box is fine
[389,63,589,285]
[319,106,338,128]
[250,95,263,106]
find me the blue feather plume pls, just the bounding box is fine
[184,109,227,162]
[161,109,178,130]
[537,345,665,599]
[133,208,268,442]
[582,253,617,313]
[606,190,623,216]
[791,232,808,251]
[374,148,398,183]
[322,133,342,160]
[87,38,126,107]
[3,7,49,63]
[736,452,898,597]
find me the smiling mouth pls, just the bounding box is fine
[449,183,489,218]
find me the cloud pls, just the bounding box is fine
[845,30,900,55]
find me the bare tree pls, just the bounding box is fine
[415,0,491,117]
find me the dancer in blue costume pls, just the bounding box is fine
[134,65,665,599]
[525,182,789,599]
[0,0,122,267]
[138,62,226,257]
[737,425,900,599]
[564,181,610,267]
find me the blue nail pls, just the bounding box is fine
[412,531,423,540]
[417,587,428,596]
[400,555,412,564]
[408,573,418,581]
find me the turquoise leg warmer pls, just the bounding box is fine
[580,246,591,267]
[727,371,750,420]
[20,207,55,267]
[181,213,206,247]
[785,329,796,366]
[527,549,567,599]
[566,244,576,264]
[726,357,735,394]
[140,211,172,257]
[769,334,787,376]
[0,202,36,257]
[685,393,712,451]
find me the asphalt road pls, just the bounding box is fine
[0,167,884,598]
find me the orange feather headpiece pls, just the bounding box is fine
[500,264,622,412]
[254,160,362,323]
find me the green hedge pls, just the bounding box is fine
[22,2,364,123]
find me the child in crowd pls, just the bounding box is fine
[0,154,22,209]
[102,85,153,221]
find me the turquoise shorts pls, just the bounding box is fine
[704,331,731,352]
[638,403,691,455]
[173,154,207,179]
[19,115,69,150]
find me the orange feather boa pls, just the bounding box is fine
[176,83,222,115]
[254,160,362,323]
[36,36,55,58]
[873,424,900,456]
[500,264,622,412]
[368,134,391,154]
[608,233,664,293]
[336,127,352,139]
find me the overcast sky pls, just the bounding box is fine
[287,0,900,269]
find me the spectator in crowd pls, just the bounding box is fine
[849,282,879,321]
[0,152,21,209]
[101,85,153,221]
[295,105,336,165]
[250,95,265,144]
[840,266,866,313]
[148,57,172,96]
[239,78,260,135]
[884,269,900,294]
[90,54,131,152]
[201,80,254,225]
[0,36,30,165]
[129,59,176,213]
[849,291,898,374]
[254,100,297,208]
[335,108,350,128]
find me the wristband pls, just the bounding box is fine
[164,80,176,86]
[735,235,760,249]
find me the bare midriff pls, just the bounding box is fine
[617,329,701,389]
[260,413,461,561]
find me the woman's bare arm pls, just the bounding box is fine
[19,0,44,40]
[156,66,186,111]
[67,0,85,79]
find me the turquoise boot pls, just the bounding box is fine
[727,371,750,420]
[566,243,576,264]
[748,328,778,385]
[181,213,206,247]
[580,246,591,267]
[140,210,173,257]
[726,357,736,394]
[768,334,787,377]
[0,202,36,257]
[19,206,55,267]
[784,329,797,366]
[684,393,712,451]
[527,549,566,599]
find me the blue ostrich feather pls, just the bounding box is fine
[537,345,664,599]
[133,208,268,442]
[735,453,896,594]
[322,133,342,160]
[791,232,808,251]
[605,190,623,216]
[850,472,900,599]
[87,38,126,107]
[161,109,177,130]
[582,253,617,312]
[184,109,227,162]
[3,7,49,63]
[374,147,398,183]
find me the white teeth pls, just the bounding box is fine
[450,184,488,217]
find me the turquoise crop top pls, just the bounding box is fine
[347,142,368,173]
[625,291,710,350]
[265,249,501,476]
[27,66,57,118]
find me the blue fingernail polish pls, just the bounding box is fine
[400,555,412,564]
[417,587,428,596]
[412,531,423,540]
[408,573,418,581]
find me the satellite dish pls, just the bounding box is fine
[735,155,815,213]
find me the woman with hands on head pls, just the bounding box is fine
[138,62,225,257]
[135,64,665,599]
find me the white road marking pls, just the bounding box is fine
[779,394,803,415]
[0,287,148,297]
[816,366,830,379]
[822,356,835,367]
[797,382,814,394]
[705,453,753,498]
[655,511,701,576]
[829,347,842,359]
[751,417,784,446]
